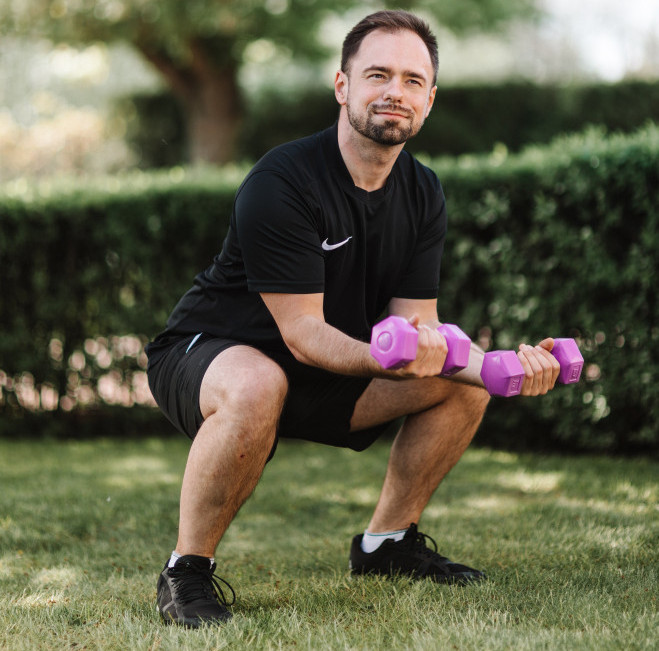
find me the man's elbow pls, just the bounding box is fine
[282,336,315,366]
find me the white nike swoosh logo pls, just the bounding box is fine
[322,236,352,251]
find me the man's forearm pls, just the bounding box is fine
[263,291,484,383]
[449,342,486,388]
[285,315,486,385]
[282,314,389,378]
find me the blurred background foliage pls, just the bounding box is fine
[0,0,538,167]
[1,0,658,453]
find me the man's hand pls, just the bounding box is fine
[517,338,561,396]
[395,315,449,378]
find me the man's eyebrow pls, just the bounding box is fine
[363,65,428,82]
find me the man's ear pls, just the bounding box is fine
[334,70,348,106]
[425,85,437,118]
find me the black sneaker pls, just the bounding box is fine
[349,523,486,585]
[157,555,235,627]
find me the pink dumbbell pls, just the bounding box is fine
[370,316,471,376]
[481,339,584,397]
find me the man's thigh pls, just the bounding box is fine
[202,348,392,452]
[349,376,458,432]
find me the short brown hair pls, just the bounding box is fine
[341,10,439,81]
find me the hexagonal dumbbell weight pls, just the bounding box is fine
[551,338,584,384]
[370,316,418,370]
[480,350,526,397]
[370,316,471,377]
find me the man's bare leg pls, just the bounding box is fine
[350,378,490,533]
[175,346,288,557]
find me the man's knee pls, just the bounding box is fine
[450,382,490,419]
[227,363,288,415]
[200,348,288,422]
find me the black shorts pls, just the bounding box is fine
[145,333,395,455]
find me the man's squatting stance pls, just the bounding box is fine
[145,10,562,627]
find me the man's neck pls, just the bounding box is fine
[336,111,404,193]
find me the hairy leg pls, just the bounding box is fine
[350,378,490,532]
[176,346,288,557]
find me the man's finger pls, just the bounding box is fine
[535,344,561,386]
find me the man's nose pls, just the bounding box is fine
[382,77,404,101]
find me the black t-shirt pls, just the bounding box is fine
[160,124,447,359]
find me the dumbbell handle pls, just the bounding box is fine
[370,316,471,376]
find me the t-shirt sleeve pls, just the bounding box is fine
[234,170,325,294]
[394,186,447,299]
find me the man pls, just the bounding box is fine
[146,10,560,627]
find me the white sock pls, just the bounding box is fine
[361,528,407,554]
[168,551,215,568]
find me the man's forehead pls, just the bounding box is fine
[351,28,433,75]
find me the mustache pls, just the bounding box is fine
[370,103,413,118]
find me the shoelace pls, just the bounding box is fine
[171,564,236,607]
[405,523,449,563]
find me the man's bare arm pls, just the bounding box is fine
[260,293,448,379]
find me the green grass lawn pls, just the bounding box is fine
[1,436,656,650]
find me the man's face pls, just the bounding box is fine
[336,28,437,146]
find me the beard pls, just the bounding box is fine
[346,101,421,146]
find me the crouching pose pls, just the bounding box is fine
[146,10,560,627]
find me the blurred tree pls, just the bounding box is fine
[0,0,538,164]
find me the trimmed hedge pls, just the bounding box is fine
[0,169,244,436]
[433,125,659,454]
[1,125,657,453]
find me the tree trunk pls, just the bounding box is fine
[180,65,242,165]
[138,40,243,165]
